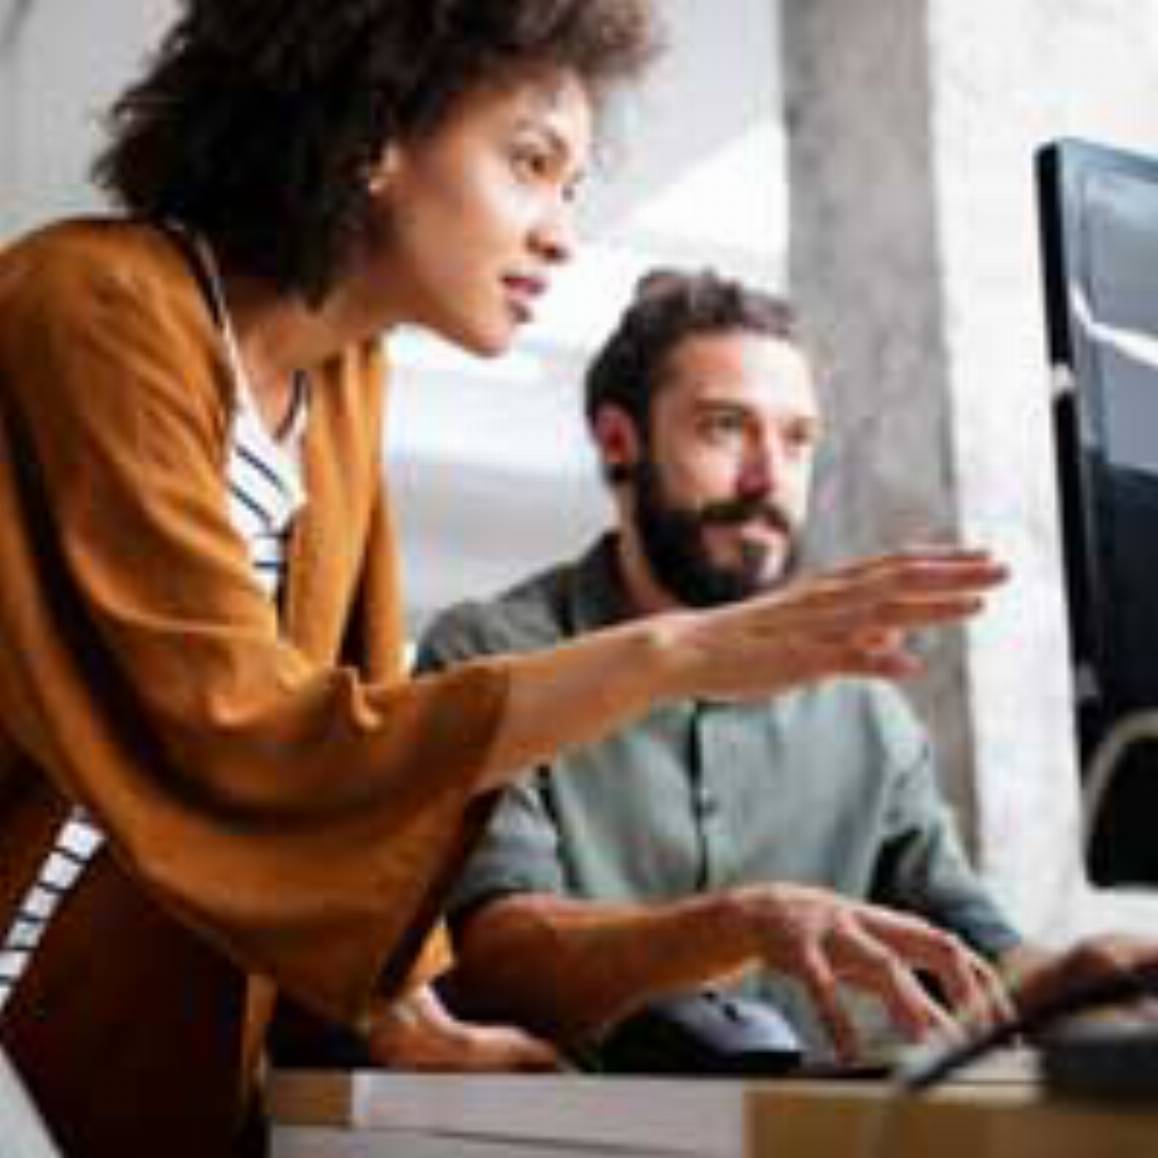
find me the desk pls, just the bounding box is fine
[269,1054,1158,1157]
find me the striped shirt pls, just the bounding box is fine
[0,818,104,1009]
[225,369,309,602]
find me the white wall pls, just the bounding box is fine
[0,0,176,236]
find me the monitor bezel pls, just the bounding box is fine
[1036,136,1158,717]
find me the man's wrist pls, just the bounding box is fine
[714,885,767,962]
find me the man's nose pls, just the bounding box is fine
[738,432,786,495]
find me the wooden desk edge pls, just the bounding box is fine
[268,1070,356,1126]
[745,1082,1158,1158]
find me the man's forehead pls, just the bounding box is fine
[658,330,819,416]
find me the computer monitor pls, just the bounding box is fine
[1037,138,1158,883]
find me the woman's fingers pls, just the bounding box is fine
[741,548,1007,642]
[367,987,563,1072]
[788,550,1006,616]
[828,546,1007,588]
[458,1025,564,1072]
[682,545,1009,701]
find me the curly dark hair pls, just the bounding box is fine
[92,0,659,303]
[584,268,803,480]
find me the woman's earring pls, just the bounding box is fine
[367,150,399,198]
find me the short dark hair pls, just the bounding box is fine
[93,0,659,304]
[584,268,802,459]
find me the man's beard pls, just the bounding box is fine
[631,457,801,609]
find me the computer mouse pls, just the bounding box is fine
[595,989,804,1076]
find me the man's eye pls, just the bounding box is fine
[784,427,817,453]
[703,414,744,437]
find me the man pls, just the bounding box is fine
[417,269,1139,1062]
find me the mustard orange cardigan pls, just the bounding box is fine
[0,219,509,1155]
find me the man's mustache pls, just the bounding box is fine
[696,493,794,536]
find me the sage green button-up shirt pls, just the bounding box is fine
[418,536,1021,1050]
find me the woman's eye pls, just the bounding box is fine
[512,144,551,181]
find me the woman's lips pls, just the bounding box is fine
[503,274,547,323]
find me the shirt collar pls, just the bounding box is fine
[564,532,637,635]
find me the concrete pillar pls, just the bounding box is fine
[782,0,975,835]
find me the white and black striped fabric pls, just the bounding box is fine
[0,816,104,1011]
[224,370,309,601]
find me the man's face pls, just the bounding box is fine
[627,330,821,607]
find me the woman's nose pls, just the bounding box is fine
[532,195,577,266]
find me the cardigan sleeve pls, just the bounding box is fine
[0,222,510,1023]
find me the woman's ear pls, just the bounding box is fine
[366,145,400,197]
[592,405,642,483]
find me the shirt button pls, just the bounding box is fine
[695,792,720,819]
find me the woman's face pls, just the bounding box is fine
[366,69,593,357]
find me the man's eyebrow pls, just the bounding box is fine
[694,397,748,413]
[691,396,824,428]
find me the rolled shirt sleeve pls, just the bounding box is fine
[416,603,566,917]
[867,685,1022,960]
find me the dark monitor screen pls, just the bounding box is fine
[1037,138,1158,882]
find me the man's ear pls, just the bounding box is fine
[592,405,642,481]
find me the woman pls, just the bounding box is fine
[0,1,1008,1154]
